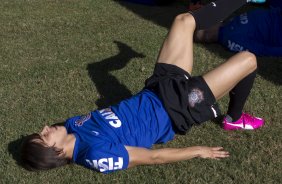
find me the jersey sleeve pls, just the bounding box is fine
[64,115,82,133]
[83,143,129,174]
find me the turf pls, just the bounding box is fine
[1,0,281,183]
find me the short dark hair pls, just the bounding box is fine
[21,133,70,171]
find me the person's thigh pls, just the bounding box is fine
[157,13,196,74]
[203,51,257,100]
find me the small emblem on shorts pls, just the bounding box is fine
[188,88,204,107]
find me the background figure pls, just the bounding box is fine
[195,1,282,56]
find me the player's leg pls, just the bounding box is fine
[202,51,256,100]
[157,13,196,74]
[203,51,264,130]
[156,0,259,73]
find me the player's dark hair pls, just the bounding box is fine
[21,133,70,171]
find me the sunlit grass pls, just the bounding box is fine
[1,0,281,183]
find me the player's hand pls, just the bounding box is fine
[198,146,229,159]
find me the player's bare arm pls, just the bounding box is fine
[125,146,229,168]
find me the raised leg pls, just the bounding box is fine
[203,51,257,100]
[203,51,264,130]
[157,13,196,74]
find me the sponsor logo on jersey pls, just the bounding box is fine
[99,108,122,128]
[75,113,91,127]
[86,157,123,172]
[239,13,249,25]
[188,88,204,107]
[227,40,246,52]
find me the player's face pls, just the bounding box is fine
[39,125,68,149]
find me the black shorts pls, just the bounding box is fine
[145,63,221,134]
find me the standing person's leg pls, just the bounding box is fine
[190,0,263,30]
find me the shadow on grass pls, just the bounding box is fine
[116,0,188,29]
[8,136,25,167]
[257,57,282,85]
[87,41,145,109]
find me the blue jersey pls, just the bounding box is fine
[65,89,175,174]
[218,8,282,56]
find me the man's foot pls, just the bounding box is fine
[247,0,266,3]
[223,113,264,130]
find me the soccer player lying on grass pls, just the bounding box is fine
[194,0,282,56]
[21,0,265,174]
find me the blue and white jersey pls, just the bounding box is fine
[65,89,175,174]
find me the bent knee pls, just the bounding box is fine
[239,51,257,71]
[174,13,196,30]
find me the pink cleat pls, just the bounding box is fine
[223,113,264,130]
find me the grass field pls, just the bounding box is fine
[1,0,281,183]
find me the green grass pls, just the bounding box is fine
[1,0,281,183]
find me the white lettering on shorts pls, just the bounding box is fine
[86,157,124,172]
[99,108,122,128]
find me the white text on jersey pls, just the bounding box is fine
[99,108,122,128]
[86,157,123,172]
